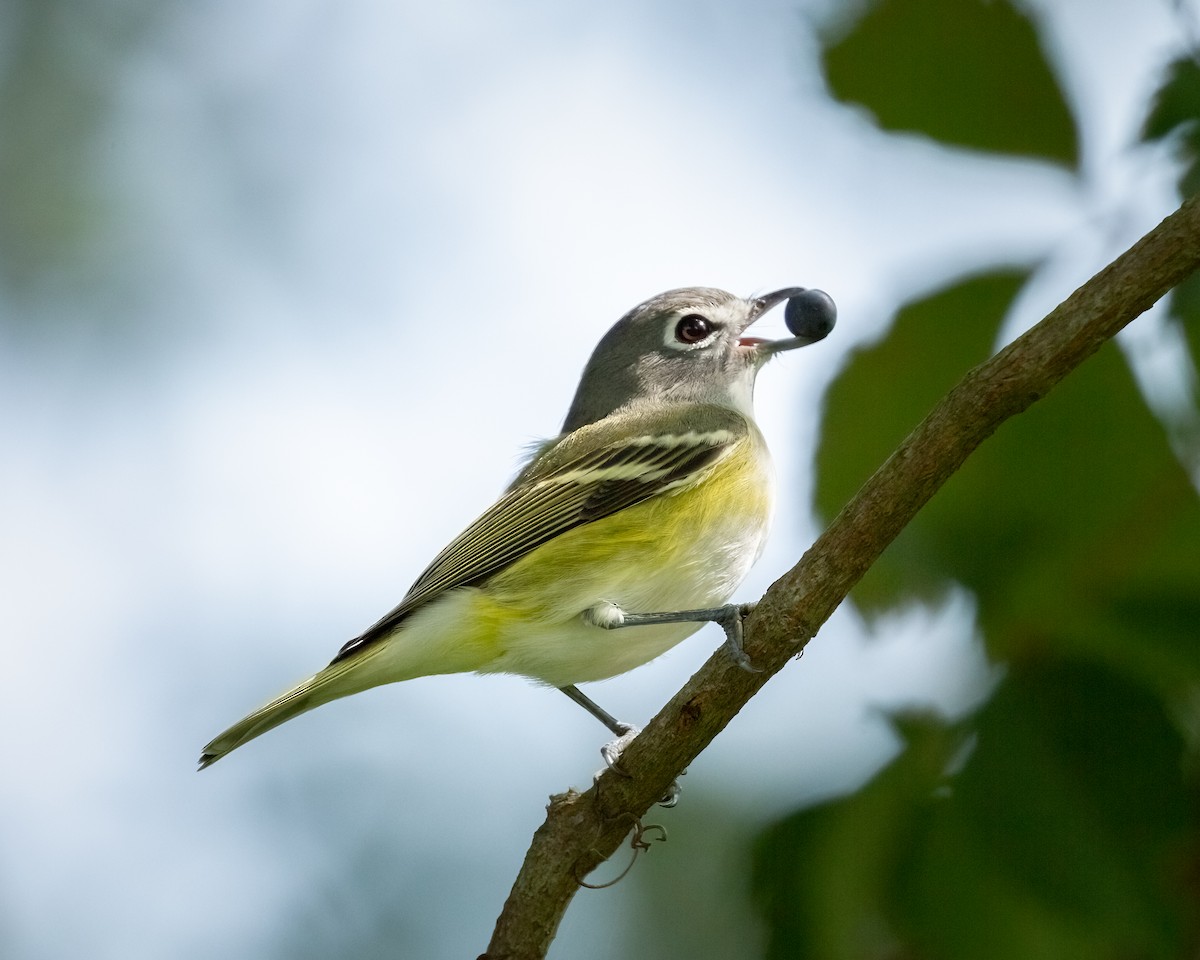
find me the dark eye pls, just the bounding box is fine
[675,314,713,344]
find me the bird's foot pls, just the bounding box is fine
[712,601,761,673]
[596,723,683,808]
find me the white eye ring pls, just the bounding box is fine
[665,313,718,350]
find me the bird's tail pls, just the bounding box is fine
[198,652,377,769]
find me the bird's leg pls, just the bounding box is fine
[557,684,682,808]
[559,683,627,737]
[563,599,758,807]
[583,600,761,673]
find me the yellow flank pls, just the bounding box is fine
[494,435,767,616]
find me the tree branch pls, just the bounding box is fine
[481,193,1200,960]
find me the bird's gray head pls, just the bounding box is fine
[562,286,828,432]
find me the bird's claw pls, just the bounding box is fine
[599,724,640,777]
[596,724,684,808]
[718,602,762,673]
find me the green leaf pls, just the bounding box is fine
[905,662,1200,960]
[751,662,1200,960]
[922,337,1200,690]
[1141,57,1200,197]
[821,0,1078,166]
[815,270,1029,611]
[1169,268,1200,375]
[751,714,968,960]
[815,270,1200,692]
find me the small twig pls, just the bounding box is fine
[481,193,1200,960]
[574,817,667,889]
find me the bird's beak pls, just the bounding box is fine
[738,287,833,355]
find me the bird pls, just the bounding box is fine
[199,285,836,770]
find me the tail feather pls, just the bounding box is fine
[198,654,374,769]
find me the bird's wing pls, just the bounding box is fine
[331,408,746,662]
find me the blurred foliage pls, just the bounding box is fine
[1144,54,1200,373]
[1174,267,1200,374]
[753,667,1200,960]
[612,791,768,960]
[821,0,1077,165]
[815,271,1029,612]
[1144,56,1200,199]
[0,0,156,325]
[750,1,1200,958]
[817,272,1200,696]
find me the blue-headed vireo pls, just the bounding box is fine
[199,286,835,769]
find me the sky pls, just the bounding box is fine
[0,0,1189,957]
